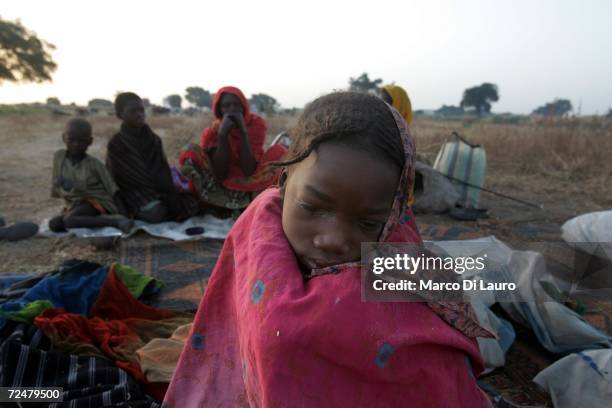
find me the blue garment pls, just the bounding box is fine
[0,275,35,294]
[0,261,108,327]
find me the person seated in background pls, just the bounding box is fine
[380,84,415,206]
[380,84,413,126]
[48,118,132,233]
[106,92,198,223]
[178,86,286,214]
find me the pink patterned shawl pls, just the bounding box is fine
[164,105,492,407]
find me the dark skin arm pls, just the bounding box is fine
[234,113,257,176]
[210,115,233,180]
[210,113,257,180]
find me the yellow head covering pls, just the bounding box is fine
[383,84,413,126]
[383,84,415,205]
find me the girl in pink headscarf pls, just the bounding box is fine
[166,92,492,407]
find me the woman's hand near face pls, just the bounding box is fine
[219,114,235,137]
[229,113,247,135]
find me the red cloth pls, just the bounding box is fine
[89,264,175,321]
[34,266,189,402]
[200,86,268,183]
[35,308,149,383]
[179,142,287,193]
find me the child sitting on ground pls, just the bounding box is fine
[165,92,492,407]
[106,92,198,223]
[49,118,132,233]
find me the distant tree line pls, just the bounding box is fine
[532,99,572,117]
[345,73,590,119]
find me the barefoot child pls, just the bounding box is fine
[165,92,492,407]
[49,118,132,233]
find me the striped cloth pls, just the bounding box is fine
[0,323,160,407]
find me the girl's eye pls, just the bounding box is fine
[359,220,383,232]
[298,201,316,214]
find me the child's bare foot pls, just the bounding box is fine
[116,217,134,234]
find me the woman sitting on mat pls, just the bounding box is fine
[178,86,286,213]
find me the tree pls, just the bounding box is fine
[164,94,182,109]
[0,17,57,84]
[249,93,279,115]
[532,99,573,117]
[460,83,499,115]
[185,86,213,109]
[46,97,60,106]
[348,73,382,93]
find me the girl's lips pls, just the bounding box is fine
[302,257,342,270]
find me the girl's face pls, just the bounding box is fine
[282,143,400,271]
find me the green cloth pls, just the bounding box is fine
[0,300,54,323]
[114,264,162,299]
[51,149,119,213]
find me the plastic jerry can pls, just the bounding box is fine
[433,132,486,209]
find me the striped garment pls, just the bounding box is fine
[0,323,160,407]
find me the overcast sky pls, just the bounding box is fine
[2,0,611,114]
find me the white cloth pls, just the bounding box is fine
[561,211,612,261]
[427,236,611,354]
[38,215,234,241]
[534,349,612,408]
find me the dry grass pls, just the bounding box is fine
[411,116,612,215]
[413,117,612,176]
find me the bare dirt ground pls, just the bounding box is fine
[1,111,610,274]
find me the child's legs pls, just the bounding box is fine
[63,203,132,232]
[49,203,97,232]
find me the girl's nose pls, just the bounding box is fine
[313,227,351,255]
